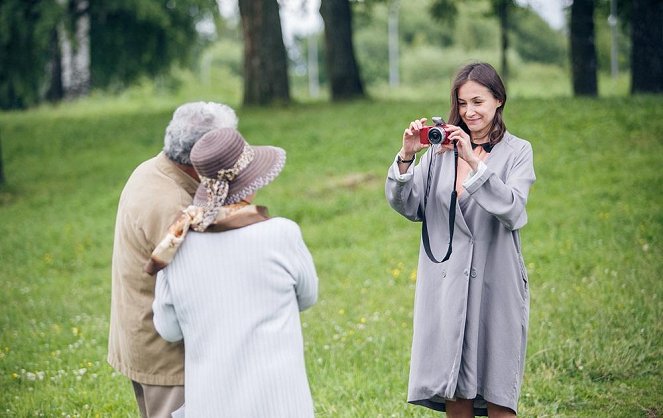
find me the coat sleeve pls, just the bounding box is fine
[464,141,536,230]
[152,270,183,342]
[385,149,432,222]
[284,222,319,312]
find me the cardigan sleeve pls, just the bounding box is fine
[152,270,183,343]
[464,141,536,231]
[283,222,319,312]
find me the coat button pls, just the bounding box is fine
[441,270,447,279]
[463,269,469,276]
[470,268,478,278]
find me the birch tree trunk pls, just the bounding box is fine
[60,0,90,98]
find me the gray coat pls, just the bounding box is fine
[385,132,535,415]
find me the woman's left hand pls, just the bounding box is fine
[443,124,481,171]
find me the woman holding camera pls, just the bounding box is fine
[385,62,535,417]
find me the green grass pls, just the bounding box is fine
[0,95,661,417]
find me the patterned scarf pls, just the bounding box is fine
[144,202,269,275]
[195,145,256,231]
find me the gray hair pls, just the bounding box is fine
[163,102,238,165]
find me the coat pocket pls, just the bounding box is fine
[517,254,529,288]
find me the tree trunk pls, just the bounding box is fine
[570,0,598,96]
[45,0,90,102]
[497,0,509,84]
[631,0,663,93]
[0,134,5,186]
[388,0,400,88]
[45,27,64,103]
[60,0,90,98]
[320,0,365,100]
[238,0,290,106]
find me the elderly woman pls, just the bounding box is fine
[386,62,536,417]
[148,128,318,417]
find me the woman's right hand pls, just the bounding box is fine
[401,118,429,159]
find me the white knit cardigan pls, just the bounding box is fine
[153,217,318,417]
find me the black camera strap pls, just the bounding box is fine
[421,142,458,264]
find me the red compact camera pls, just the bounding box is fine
[419,116,450,145]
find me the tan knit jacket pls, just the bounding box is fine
[108,152,198,385]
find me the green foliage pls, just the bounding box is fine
[593,2,631,74]
[0,0,218,109]
[399,0,455,48]
[429,0,459,23]
[0,0,62,109]
[89,0,218,89]
[346,0,568,89]
[451,1,500,51]
[511,6,567,65]
[199,39,243,80]
[0,94,661,417]
[353,6,390,85]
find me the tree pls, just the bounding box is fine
[493,0,513,83]
[89,0,216,90]
[320,0,365,100]
[429,0,514,81]
[46,0,90,102]
[510,6,566,66]
[59,0,90,98]
[0,0,216,109]
[631,0,663,93]
[0,135,4,186]
[388,0,400,87]
[237,0,290,105]
[570,0,598,96]
[0,0,62,109]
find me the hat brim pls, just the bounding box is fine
[193,145,286,207]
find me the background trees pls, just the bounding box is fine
[0,135,4,186]
[89,0,216,89]
[570,0,598,96]
[237,0,290,105]
[1,0,661,111]
[0,0,217,110]
[0,1,62,109]
[46,0,90,102]
[630,0,663,93]
[319,0,365,100]
[492,0,514,83]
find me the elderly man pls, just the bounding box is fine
[108,102,238,417]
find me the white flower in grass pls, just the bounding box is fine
[25,372,36,381]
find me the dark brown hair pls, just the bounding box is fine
[448,62,507,146]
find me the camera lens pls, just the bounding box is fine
[428,127,444,144]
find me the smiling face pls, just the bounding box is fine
[457,80,503,141]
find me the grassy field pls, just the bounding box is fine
[0,95,661,417]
